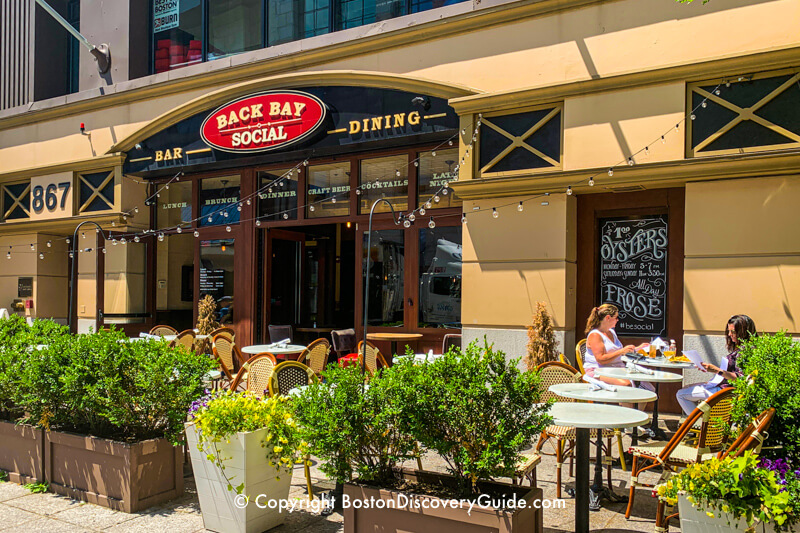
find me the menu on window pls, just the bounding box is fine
[599,215,668,337]
[199,268,225,299]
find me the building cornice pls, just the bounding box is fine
[0,154,126,183]
[451,150,800,199]
[449,47,800,115]
[0,0,601,131]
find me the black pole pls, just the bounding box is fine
[67,220,107,333]
[361,199,401,375]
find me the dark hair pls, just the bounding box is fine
[726,314,756,352]
[585,303,619,335]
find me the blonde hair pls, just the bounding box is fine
[585,303,619,335]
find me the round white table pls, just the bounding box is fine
[162,334,210,342]
[595,366,682,441]
[241,344,307,360]
[550,402,649,533]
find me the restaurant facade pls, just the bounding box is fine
[1,0,799,383]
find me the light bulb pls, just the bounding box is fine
[269,188,273,193]
[66,238,71,244]
[432,151,436,157]
[645,146,650,155]
[134,236,140,243]
[30,244,34,250]
[226,225,232,232]
[589,178,595,186]
[715,88,721,96]
[567,186,573,196]
[237,205,242,212]
[661,136,666,144]
[414,161,419,167]
[675,124,680,132]
[47,241,52,247]
[405,213,415,222]
[158,234,164,242]
[222,211,228,218]
[282,213,289,220]
[461,213,467,224]
[39,253,44,260]
[425,201,432,209]
[434,196,440,203]
[461,129,466,135]
[690,114,696,121]
[701,101,707,108]
[356,189,362,195]
[121,238,127,244]
[5,252,9,260]
[608,168,614,177]
[208,216,213,222]
[309,205,316,212]
[303,160,308,166]
[428,217,435,229]
[403,219,411,228]
[81,233,86,239]
[102,248,107,254]
[395,170,400,177]
[69,252,73,259]
[177,227,182,233]
[628,158,634,166]
[246,199,251,205]
[448,140,453,146]
[194,230,199,237]
[492,208,499,218]
[517,202,524,212]
[331,198,336,204]
[419,208,426,216]
[112,239,118,246]
[442,188,449,196]
[134,206,139,213]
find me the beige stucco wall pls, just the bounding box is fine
[684,176,800,334]
[461,193,576,330]
[156,234,194,311]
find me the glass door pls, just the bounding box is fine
[265,229,305,336]
[97,231,153,334]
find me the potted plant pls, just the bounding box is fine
[295,339,551,533]
[526,301,558,370]
[186,391,310,533]
[5,326,214,512]
[656,451,800,533]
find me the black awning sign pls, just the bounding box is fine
[599,215,668,337]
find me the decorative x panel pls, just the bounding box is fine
[478,105,563,177]
[78,170,115,213]
[689,70,800,157]
[2,182,31,220]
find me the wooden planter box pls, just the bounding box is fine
[44,429,183,513]
[0,420,44,484]
[677,493,799,533]
[186,423,293,533]
[344,469,543,533]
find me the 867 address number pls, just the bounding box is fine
[32,182,71,212]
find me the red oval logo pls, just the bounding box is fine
[201,91,326,153]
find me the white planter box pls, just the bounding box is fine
[186,423,292,533]
[678,494,799,533]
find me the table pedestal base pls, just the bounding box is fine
[648,384,669,441]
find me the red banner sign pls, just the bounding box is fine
[201,91,326,153]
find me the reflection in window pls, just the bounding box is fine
[307,162,350,218]
[200,175,240,227]
[363,229,404,327]
[268,0,330,47]
[208,0,263,60]
[153,0,203,73]
[419,227,461,328]
[337,0,406,29]
[359,155,408,214]
[417,148,461,209]
[155,234,195,331]
[103,239,147,324]
[156,180,192,229]
[200,239,235,324]
[258,168,298,221]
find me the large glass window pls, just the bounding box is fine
[156,180,192,229]
[103,240,147,325]
[418,227,461,328]
[307,162,350,218]
[200,175,240,227]
[268,0,331,47]
[208,0,263,60]
[258,168,298,221]
[200,239,235,324]
[153,0,203,73]
[363,229,404,327]
[336,0,406,29]
[155,234,195,331]
[359,155,408,214]
[417,148,461,209]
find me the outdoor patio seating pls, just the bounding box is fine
[625,387,735,524]
[170,329,196,352]
[575,339,587,373]
[331,328,357,360]
[230,353,277,398]
[356,340,390,375]
[209,327,235,342]
[269,324,293,343]
[535,361,623,498]
[299,338,331,375]
[150,325,178,336]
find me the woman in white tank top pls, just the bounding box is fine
[584,304,650,390]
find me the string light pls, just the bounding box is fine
[47,241,52,247]
[567,186,573,195]
[226,225,232,232]
[194,230,200,237]
[30,244,34,250]
[102,248,107,254]
[408,213,416,222]
[645,146,650,155]
[608,168,614,177]
[517,202,524,212]
[419,208,426,216]
[39,253,44,260]
[628,158,634,166]
[256,219,262,226]
[134,236,140,243]
[158,233,165,241]
[461,213,467,224]
[588,177,595,186]
[403,218,411,228]
[492,208,499,218]
[428,217,435,229]
[176,227,182,233]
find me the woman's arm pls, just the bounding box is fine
[587,332,635,365]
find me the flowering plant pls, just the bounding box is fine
[189,391,309,493]
[656,451,798,532]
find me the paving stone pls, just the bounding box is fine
[0,483,31,503]
[2,517,93,532]
[4,493,82,516]
[0,503,40,530]
[102,508,206,533]
[52,502,137,530]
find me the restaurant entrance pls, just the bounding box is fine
[262,223,356,344]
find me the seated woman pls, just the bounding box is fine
[583,303,652,394]
[676,314,755,416]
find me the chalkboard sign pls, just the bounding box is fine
[18,277,33,298]
[599,215,668,337]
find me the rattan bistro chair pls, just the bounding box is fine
[625,387,735,524]
[150,325,178,336]
[574,339,587,374]
[209,327,235,342]
[169,329,196,352]
[300,338,331,375]
[230,353,277,398]
[356,341,390,375]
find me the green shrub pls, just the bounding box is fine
[400,339,551,495]
[294,363,417,485]
[13,328,214,443]
[732,332,800,463]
